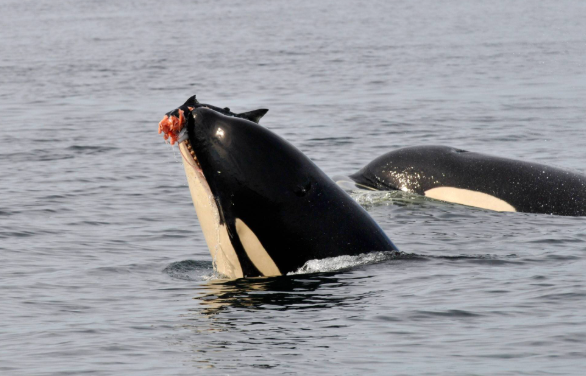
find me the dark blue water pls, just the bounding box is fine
[1,0,586,374]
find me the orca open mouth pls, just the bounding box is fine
[158,95,268,178]
[158,109,202,175]
[179,132,203,173]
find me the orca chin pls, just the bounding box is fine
[350,145,586,216]
[160,96,398,279]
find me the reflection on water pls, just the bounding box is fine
[175,272,382,371]
[193,272,370,316]
[172,251,521,318]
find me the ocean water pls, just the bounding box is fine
[1,0,586,375]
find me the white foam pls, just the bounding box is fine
[163,260,228,281]
[349,190,396,207]
[287,251,397,275]
[201,269,230,281]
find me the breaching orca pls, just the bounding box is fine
[350,145,586,216]
[159,96,398,278]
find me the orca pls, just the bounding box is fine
[159,96,398,278]
[350,145,586,216]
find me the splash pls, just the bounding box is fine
[350,190,395,207]
[348,189,428,210]
[288,251,399,275]
[163,260,227,281]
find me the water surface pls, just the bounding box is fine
[1,0,586,375]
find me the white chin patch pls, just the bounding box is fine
[424,186,516,212]
[179,142,243,279]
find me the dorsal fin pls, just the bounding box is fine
[238,109,269,124]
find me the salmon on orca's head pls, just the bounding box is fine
[159,96,398,279]
[158,95,268,144]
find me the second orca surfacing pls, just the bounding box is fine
[350,145,586,217]
[159,96,399,278]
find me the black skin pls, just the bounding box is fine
[186,107,398,277]
[166,95,268,124]
[350,145,586,216]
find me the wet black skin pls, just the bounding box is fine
[350,145,586,216]
[187,107,399,277]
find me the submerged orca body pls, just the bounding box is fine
[350,145,586,216]
[161,96,398,278]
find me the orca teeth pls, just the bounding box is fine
[186,144,194,154]
[183,139,201,169]
[185,142,196,158]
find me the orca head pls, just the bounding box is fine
[349,146,457,193]
[178,107,315,279]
